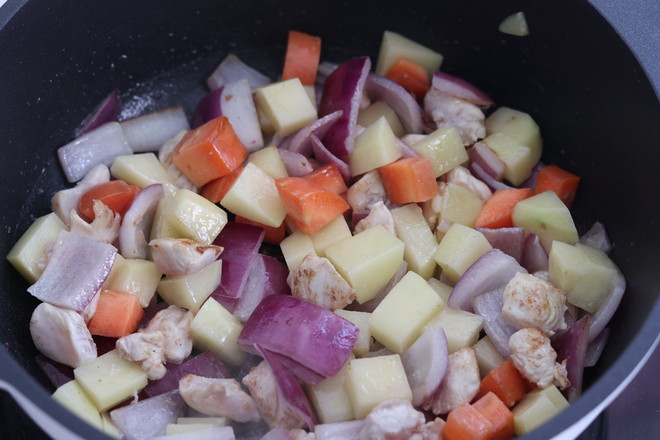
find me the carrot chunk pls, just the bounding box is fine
[79,180,139,221]
[378,156,438,205]
[172,116,247,187]
[384,57,431,99]
[472,392,515,440]
[444,403,494,440]
[201,164,245,204]
[474,188,533,229]
[275,177,349,235]
[477,359,528,408]
[235,215,286,244]
[303,164,348,195]
[281,30,322,86]
[534,164,580,207]
[87,290,144,339]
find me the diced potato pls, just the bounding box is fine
[152,189,228,244]
[349,116,402,177]
[440,182,484,228]
[375,30,443,77]
[325,226,405,303]
[425,306,483,353]
[166,423,217,434]
[247,145,289,180]
[335,310,372,356]
[473,336,505,377]
[280,230,317,270]
[370,271,445,353]
[311,215,352,258]
[434,223,492,283]
[157,260,223,312]
[412,126,468,178]
[512,386,569,435]
[176,417,228,426]
[357,100,405,137]
[6,212,67,283]
[111,153,178,196]
[254,78,317,137]
[73,350,148,411]
[101,412,122,438]
[485,106,542,164]
[103,255,162,307]
[549,241,617,313]
[482,133,536,186]
[52,380,103,430]
[512,190,578,251]
[345,355,413,419]
[499,11,530,37]
[190,297,245,365]
[390,204,438,279]
[305,360,354,424]
[220,162,287,228]
[427,277,453,303]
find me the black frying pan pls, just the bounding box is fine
[1,0,659,439]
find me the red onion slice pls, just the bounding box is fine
[278,148,317,177]
[469,162,516,191]
[448,248,527,313]
[521,232,549,273]
[119,183,164,259]
[119,106,190,153]
[318,57,371,158]
[261,427,294,440]
[75,90,121,137]
[557,315,590,402]
[310,134,352,183]
[110,390,188,440]
[27,230,116,311]
[238,295,357,380]
[287,110,343,156]
[469,141,505,180]
[401,326,449,407]
[315,420,365,440]
[58,121,132,183]
[364,73,424,134]
[233,254,267,323]
[192,87,223,127]
[477,227,524,263]
[206,53,272,90]
[36,355,74,388]
[397,138,420,158]
[431,71,494,109]
[580,221,613,254]
[589,272,626,342]
[472,287,517,358]
[585,327,610,367]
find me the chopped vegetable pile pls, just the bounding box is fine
[6,28,625,440]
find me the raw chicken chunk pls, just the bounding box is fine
[354,201,395,235]
[288,254,356,309]
[51,164,110,226]
[428,347,480,415]
[140,305,194,364]
[116,331,166,380]
[509,327,570,390]
[425,89,485,146]
[178,375,260,422]
[149,238,223,276]
[68,201,121,244]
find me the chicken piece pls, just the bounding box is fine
[140,305,194,364]
[159,130,197,192]
[178,375,261,423]
[115,331,166,380]
[354,201,396,235]
[287,254,356,309]
[347,170,390,212]
[79,289,100,324]
[428,347,480,415]
[359,399,426,440]
[242,361,306,430]
[509,328,570,390]
[68,201,121,244]
[420,417,446,440]
[502,272,568,336]
[51,164,110,226]
[149,238,223,276]
[400,134,426,148]
[446,165,492,203]
[29,302,97,368]
[424,89,486,146]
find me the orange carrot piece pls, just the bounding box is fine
[201,164,245,204]
[477,359,528,408]
[172,116,247,187]
[474,188,533,229]
[236,215,286,244]
[275,177,350,235]
[87,290,144,339]
[534,164,580,207]
[79,180,139,221]
[473,392,515,440]
[378,156,438,205]
[443,403,494,440]
[385,57,431,99]
[281,30,322,85]
[303,164,348,195]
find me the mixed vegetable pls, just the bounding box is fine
[7,28,625,440]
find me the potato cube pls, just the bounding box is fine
[473,336,505,377]
[74,350,148,411]
[306,360,354,424]
[103,255,162,307]
[391,204,438,279]
[6,212,66,283]
[440,182,484,228]
[483,133,536,186]
[335,310,372,356]
[512,386,569,435]
[427,277,453,303]
[101,412,122,438]
[255,78,317,137]
[425,306,483,353]
[247,145,289,179]
[344,355,413,419]
[370,271,444,353]
[111,153,178,195]
[52,380,103,430]
[220,162,287,228]
[158,260,222,312]
[434,223,492,283]
[412,126,468,177]
[166,423,218,434]
[357,100,405,137]
[375,30,443,76]
[485,106,542,164]
[349,116,402,176]
[280,230,317,270]
[311,215,352,258]
[325,226,405,303]
[190,297,245,365]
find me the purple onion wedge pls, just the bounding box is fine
[119,106,190,153]
[310,134,352,183]
[589,272,626,342]
[36,355,74,388]
[110,390,188,440]
[472,287,517,358]
[233,254,267,323]
[557,315,590,402]
[364,73,424,134]
[585,327,610,367]
[469,162,515,191]
[580,221,613,254]
[469,141,505,180]
[278,148,317,177]
[206,53,271,90]
[287,110,343,156]
[521,232,549,273]
[75,90,121,137]
[431,71,494,109]
[314,420,365,440]
[119,183,164,259]
[477,227,524,263]
[401,326,449,407]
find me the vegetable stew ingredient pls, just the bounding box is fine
[474,188,533,229]
[78,180,140,221]
[281,30,322,85]
[379,156,438,205]
[533,165,580,207]
[87,290,145,338]
[384,57,431,99]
